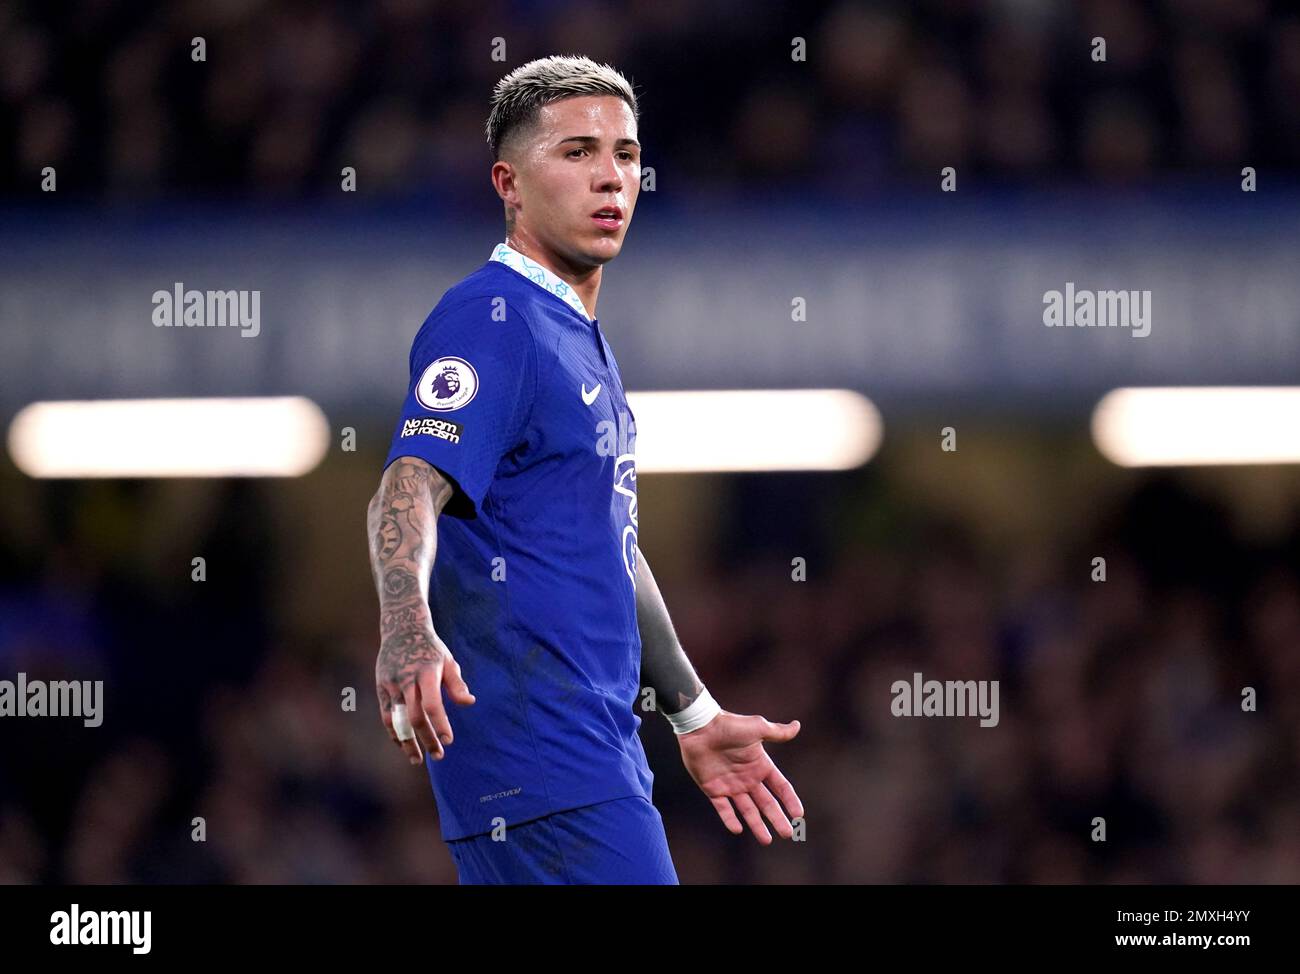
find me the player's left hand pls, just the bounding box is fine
[677,711,804,844]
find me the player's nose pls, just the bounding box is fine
[593,153,623,191]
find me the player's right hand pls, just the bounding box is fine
[375,625,476,765]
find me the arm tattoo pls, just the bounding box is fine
[380,602,428,638]
[382,567,420,601]
[635,555,705,715]
[375,514,401,559]
[367,458,456,693]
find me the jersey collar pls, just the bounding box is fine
[490,241,594,323]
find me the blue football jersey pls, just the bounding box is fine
[382,242,652,840]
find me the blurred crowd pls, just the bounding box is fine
[2,447,1298,884]
[2,0,1299,200]
[3,0,1298,887]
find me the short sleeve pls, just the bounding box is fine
[382,296,538,519]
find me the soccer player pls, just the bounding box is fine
[366,54,803,884]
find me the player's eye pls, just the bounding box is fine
[567,148,586,158]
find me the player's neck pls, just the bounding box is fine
[504,234,601,321]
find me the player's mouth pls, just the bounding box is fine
[591,205,623,231]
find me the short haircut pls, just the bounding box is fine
[485,54,639,161]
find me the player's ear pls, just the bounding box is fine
[491,160,518,204]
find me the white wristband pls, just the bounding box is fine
[664,687,721,735]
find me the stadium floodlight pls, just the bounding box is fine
[627,389,881,473]
[1092,386,1300,466]
[7,397,330,478]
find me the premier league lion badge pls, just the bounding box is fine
[415,356,479,411]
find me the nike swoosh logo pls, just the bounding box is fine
[581,382,601,406]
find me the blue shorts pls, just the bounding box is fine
[446,795,679,885]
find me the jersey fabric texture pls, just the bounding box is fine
[447,795,679,884]
[383,242,652,842]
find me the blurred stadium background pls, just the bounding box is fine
[2,0,1300,884]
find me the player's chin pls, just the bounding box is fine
[582,234,624,263]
